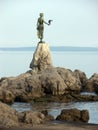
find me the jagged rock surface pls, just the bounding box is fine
[56,108,89,122]
[21,111,45,125]
[0,101,19,128]
[0,67,83,103]
[0,102,47,128]
[30,43,53,71]
[86,73,98,93]
[74,69,88,88]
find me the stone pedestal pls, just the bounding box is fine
[30,43,53,71]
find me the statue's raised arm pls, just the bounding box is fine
[37,13,53,43]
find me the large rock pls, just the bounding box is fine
[0,101,19,128]
[39,68,67,95]
[38,67,81,95]
[0,73,43,103]
[30,43,53,71]
[74,69,88,89]
[21,111,45,125]
[86,73,98,93]
[0,68,82,103]
[56,108,89,122]
[56,68,81,94]
[0,89,14,104]
[0,102,47,128]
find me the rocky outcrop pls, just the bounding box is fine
[0,73,45,103]
[0,67,98,104]
[30,43,53,71]
[0,67,83,103]
[0,102,50,128]
[56,108,89,123]
[21,111,45,125]
[74,69,88,89]
[0,101,19,128]
[85,73,98,93]
[0,89,14,104]
[39,68,67,95]
[0,101,90,128]
[34,93,98,103]
[56,68,81,94]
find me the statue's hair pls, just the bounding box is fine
[40,13,44,17]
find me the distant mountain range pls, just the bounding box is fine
[0,46,98,51]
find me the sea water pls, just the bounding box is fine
[11,101,98,124]
[0,51,98,78]
[1,50,98,124]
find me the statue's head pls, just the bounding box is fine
[40,13,44,17]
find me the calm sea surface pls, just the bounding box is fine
[0,51,98,78]
[1,51,98,124]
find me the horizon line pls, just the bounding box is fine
[0,46,98,48]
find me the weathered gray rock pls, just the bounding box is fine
[86,73,98,93]
[0,89,14,104]
[0,68,83,103]
[39,68,67,95]
[74,69,88,88]
[56,108,89,122]
[56,67,81,93]
[0,73,43,103]
[0,102,47,128]
[30,43,53,71]
[22,111,45,125]
[0,101,19,128]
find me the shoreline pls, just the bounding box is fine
[0,122,98,130]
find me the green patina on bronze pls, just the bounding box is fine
[37,13,53,42]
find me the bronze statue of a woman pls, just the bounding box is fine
[37,13,52,43]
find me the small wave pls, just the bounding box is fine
[80,92,97,96]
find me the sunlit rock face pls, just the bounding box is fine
[30,43,53,71]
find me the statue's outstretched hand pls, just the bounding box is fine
[48,20,53,25]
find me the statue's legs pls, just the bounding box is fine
[37,31,43,42]
[37,25,44,42]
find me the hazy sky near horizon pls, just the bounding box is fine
[0,0,98,47]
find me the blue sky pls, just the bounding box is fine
[0,0,98,47]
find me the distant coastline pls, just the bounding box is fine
[0,46,98,52]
